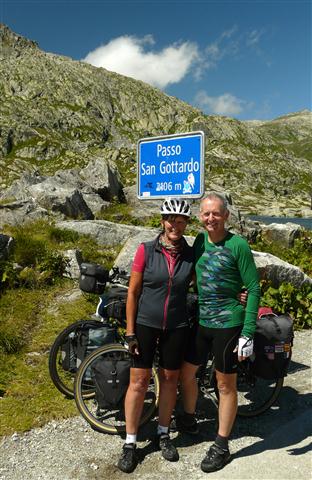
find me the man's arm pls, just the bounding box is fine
[236,239,260,338]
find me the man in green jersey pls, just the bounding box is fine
[175,192,260,473]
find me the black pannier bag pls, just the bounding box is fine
[252,313,294,379]
[100,286,128,323]
[61,321,116,374]
[79,262,109,294]
[91,356,131,409]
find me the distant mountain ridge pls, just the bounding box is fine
[0,24,311,217]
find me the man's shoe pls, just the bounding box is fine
[157,434,179,461]
[200,443,231,472]
[170,413,199,435]
[117,443,138,473]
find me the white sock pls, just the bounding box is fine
[157,425,169,436]
[126,434,137,444]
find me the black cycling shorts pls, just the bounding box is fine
[184,324,242,374]
[132,324,189,370]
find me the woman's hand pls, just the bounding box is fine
[125,334,139,355]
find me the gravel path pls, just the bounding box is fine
[0,331,311,480]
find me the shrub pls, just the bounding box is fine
[1,224,69,289]
[260,280,312,330]
[251,231,312,276]
[13,233,47,267]
[37,251,69,281]
[0,260,19,290]
[145,215,161,228]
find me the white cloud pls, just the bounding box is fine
[204,25,239,68]
[83,27,269,91]
[83,35,199,89]
[246,29,265,47]
[194,91,249,115]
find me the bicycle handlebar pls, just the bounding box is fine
[108,266,130,285]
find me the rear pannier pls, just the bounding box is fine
[252,311,294,379]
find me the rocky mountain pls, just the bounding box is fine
[1,24,311,218]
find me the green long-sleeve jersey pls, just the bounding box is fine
[194,230,260,338]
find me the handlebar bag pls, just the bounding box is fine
[252,313,294,379]
[79,263,109,294]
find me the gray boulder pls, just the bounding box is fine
[261,222,303,248]
[28,181,94,220]
[56,219,160,247]
[252,250,312,288]
[113,231,195,273]
[78,192,110,216]
[0,199,49,228]
[122,185,162,219]
[80,156,123,201]
[62,249,83,279]
[0,170,46,201]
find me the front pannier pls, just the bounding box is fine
[252,313,294,379]
[79,263,109,294]
[91,356,131,409]
[61,321,116,374]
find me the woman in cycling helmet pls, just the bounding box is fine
[117,198,193,473]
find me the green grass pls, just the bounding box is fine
[2,218,121,271]
[0,218,125,436]
[0,282,98,436]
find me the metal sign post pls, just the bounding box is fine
[137,131,205,199]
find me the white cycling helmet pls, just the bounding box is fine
[160,198,191,218]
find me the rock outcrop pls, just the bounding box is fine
[0,157,123,226]
[0,24,311,218]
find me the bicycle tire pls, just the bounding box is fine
[49,320,100,398]
[236,362,284,417]
[74,343,160,434]
[199,358,284,418]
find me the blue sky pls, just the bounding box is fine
[1,0,311,120]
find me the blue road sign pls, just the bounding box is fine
[137,131,205,199]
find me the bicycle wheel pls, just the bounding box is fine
[74,343,160,434]
[49,320,97,398]
[236,361,284,417]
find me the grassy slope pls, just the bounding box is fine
[0,219,122,437]
[0,283,98,436]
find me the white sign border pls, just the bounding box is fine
[137,130,205,200]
